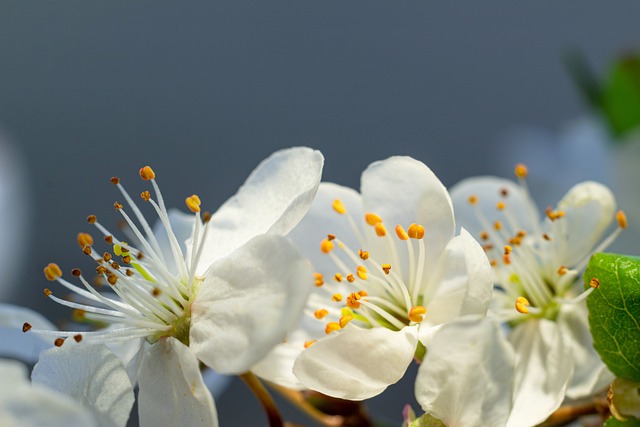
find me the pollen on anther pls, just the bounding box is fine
[515,296,530,314]
[617,210,628,229]
[314,309,329,319]
[515,163,528,179]
[332,199,347,214]
[589,277,600,289]
[480,231,489,241]
[114,202,123,210]
[141,191,151,202]
[332,293,343,302]
[107,274,118,286]
[333,273,343,283]
[408,224,425,239]
[44,263,62,281]
[381,263,391,274]
[87,215,97,224]
[314,273,324,287]
[494,221,503,231]
[110,177,120,185]
[54,338,65,347]
[358,249,369,260]
[409,306,427,323]
[346,274,355,283]
[374,222,387,237]
[320,239,335,254]
[186,195,201,213]
[395,225,409,241]
[152,288,161,297]
[139,166,156,181]
[325,322,341,335]
[542,233,552,241]
[365,212,382,225]
[503,245,512,255]
[22,322,32,333]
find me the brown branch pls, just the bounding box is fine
[240,372,284,427]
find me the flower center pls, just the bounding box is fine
[24,166,210,348]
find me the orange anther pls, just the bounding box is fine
[139,166,155,180]
[110,177,120,185]
[408,224,425,239]
[141,191,151,202]
[333,273,343,282]
[395,225,409,240]
[374,222,387,237]
[409,306,427,323]
[185,195,201,213]
[617,210,628,229]
[314,273,324,287]
[356,265,368,280]
[320,239,335,254]
[346,274,355,283]
[515,296,530,314]
[365,212,382,225]
[325,322,341,335]
[332,199,347,214]
[358,249,369,260]
[44,263,62,281]
[304,340,317,348]
[590,277,600,289]
[314,308,329,319]
[332,293,343,302]
[496,201,506,211]
[339,314,354,328]
[86,214,97,224]
[77,233,93,249]
[381,263,391,275]
[468,195,478,205]
[514,163,528,179]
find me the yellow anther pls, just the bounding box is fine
[140,191,151,202]
[365,212,382,225]
[356,265,368,280]
[617,210,628,229]
[44,263,62,281]
[395,225,409,240]
[358,249,369,260]
[514,163,528,178]
[490,259,497,267]
[503,245,512,255]
[333,273,343,283]
[358,289,368,297]
[381,263,391,275]
[332,293,343,302]
[114,202,123,210]
[515,296,530,314]
[557,266,568,276]
[346,292,361,308]
[314,308,329,319]
[332,199,347,214]
[185,195,201,213]
[409,306,427,323]
[408,223,425,239]
[139,166,155,181]
[339,314,354,328]
[77,233,93,249]
[43,288,52,297]
[325,322,341,335]
[590,277,600,289]
[320,239,335,254]
[374,222,387,237]
[496,201,506,211]
[304,340,316,348]
[480,231,489,241]
[346,274,355,283]
[468,195,478,205]
[494,221,503,231]
[314,272,324,287]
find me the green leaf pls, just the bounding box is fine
[600,55,640,139]
[585,253,640,381]
[604,416,640,427]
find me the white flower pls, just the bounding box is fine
[1,344,134,427]
[253,156,493,400]
[24,147,323,426]
[449,167,625,405]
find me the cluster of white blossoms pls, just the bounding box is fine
[1,148,626,427]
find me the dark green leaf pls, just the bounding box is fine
[600,56,640,139]
[604,416,640,427]
[585,253,640,381]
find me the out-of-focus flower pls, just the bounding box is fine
[0,134,28,301]
[1,342,134,427]
[450,169,625,407]
[24,147,323,426]
[254,156,493,400]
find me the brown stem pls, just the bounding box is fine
[536,397,609,427]
[240,372,284,427]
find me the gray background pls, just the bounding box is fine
[1,1,639,425]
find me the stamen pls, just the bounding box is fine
[409,306,426,323]
[515,296,530,314]
[339,314,353,328]
[356,266,368,280]
[617,210,628,229]
[54,338,65,347]
[332,293,343,302]
[139,166,155,181]
[589,277,600,289]
[44,263,62,281]
[358,249,369,260]
[381,264,391,275]
[468,195,478,205]
[22,322,32,332]
[185,195,201,213]
[304,340,316,348]
[408,224,425,239]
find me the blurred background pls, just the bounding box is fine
[1,1,640,425]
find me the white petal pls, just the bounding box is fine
[0,359,97,427]
[32,344,134,427]
[288,182,364,277]
[138,338,218,427]
[554,181,616,266]
[361,157,454,270]
[450,176,539,239]
[293,325,418,400]
[507,320,573,427]
[196,147,323,272]
[415,319,514,427]
[0,304,55,362]
[106,336,147,385]
[152,208,195,275]
[190,234,314,374]
[556,304,614,399]
[421,228,493,327]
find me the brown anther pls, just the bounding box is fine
[346,274,355,283]
[589,277,601,289]
[71,268,82,277]
[490,259,498,267]
[114,202,123,210]
[395,225,409,240]
[314,272,324,287]
[496,201,506,211]
[103,252,112,262]
[503,245,512,255]
[54,338,65,347]
[111,262,120,270]
[542,233,552,241]
[107,274,118,285]
[73,309,86,320]
[104,235,114,244]
[152,288,161,297]
[141,191,151,202]
[139,166,156,181]
[557,266,568,276]
[22,322,32,333]
[43,288,52,297]
[514,163,528,179]
[93,276,105,287]
[73,334,83,343]
[358,249,369,260]
[77,233,94,249]
[509,236,522,246]
[480,231,489,241]
[382,263,391,275]
[365,212,382,226]
[333,273,343,283]
[87,215,97,224]
[468,195,478,205]
[374,222,387,237]
[327,234,336,241]
[82,245,92,256]
[408,223,425,239]
[320,239,335,254]
[202,211,212,223]
[617,210,628,229]
[96,265,107,275]
[125,269,135,276]
[185,195,201,213]
[136,252,144,260]
[44,263,63,281]
[122,255,132,264]
[110,177,120,185]
[482,244,494,251]
[500,188,509,197]
[332,199,347,214]
[493,221,503,231]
